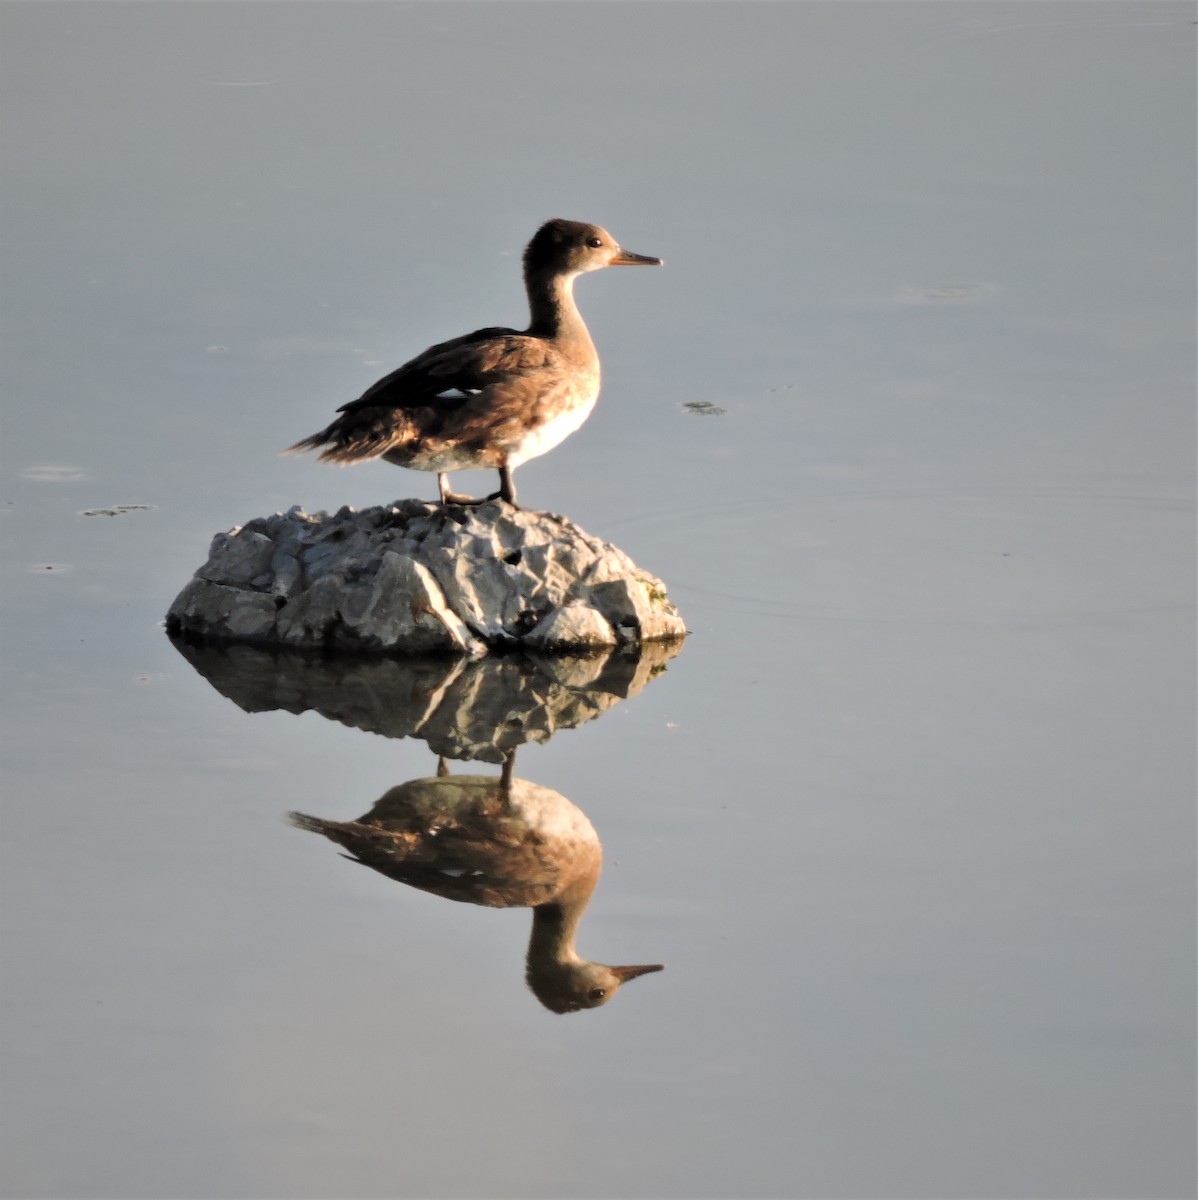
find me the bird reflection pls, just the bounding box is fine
[167,638,680,1011]
[289,753,662,1013]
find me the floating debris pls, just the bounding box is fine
[30,563,72,573]
[683,401,726,417]
[80,505,156,518]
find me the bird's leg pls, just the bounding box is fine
[498,465,517,506]
[437,472,488,506]
[479,465,517,506]
[439,467,516,508]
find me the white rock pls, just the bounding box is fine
[525,604,617,651]
[200,530,274,586]
[166,500,685,656]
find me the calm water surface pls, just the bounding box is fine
[1,4,1194,1198]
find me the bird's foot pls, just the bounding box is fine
[484,488,520,509]
[440,490,505,507]
[437,470,518,508]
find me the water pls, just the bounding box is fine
[2,4,1194,1197]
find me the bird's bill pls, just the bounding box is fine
[610,249,663,266]
[610,963,665,982]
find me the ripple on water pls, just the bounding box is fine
[21,465,88,483]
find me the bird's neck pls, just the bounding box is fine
[526,270,595,354]
[526,863,599,968]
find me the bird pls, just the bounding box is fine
[288,753,663,1013]
[286,219,662,508]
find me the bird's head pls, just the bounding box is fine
[527,958,664,1013]
[524,218,662,278]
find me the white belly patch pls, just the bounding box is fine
[507,396,598,468]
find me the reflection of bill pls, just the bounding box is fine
[290,753,662,1013]
[168,635,682,761]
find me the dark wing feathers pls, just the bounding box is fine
[338,326,535,414]
[287,326,565,462]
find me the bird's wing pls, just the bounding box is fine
[338,327,558,414]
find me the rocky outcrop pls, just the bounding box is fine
[165,500,686,655]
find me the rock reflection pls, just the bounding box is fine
[167,635,680,1011]
[290,753,662,1013]
[168,635,680,761]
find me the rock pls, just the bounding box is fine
[525,604,617,650]
[166,501,686,656]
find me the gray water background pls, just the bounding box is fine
[1,3,1194,1197]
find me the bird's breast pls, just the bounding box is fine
[506,390,599,468]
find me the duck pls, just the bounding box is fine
[288,753,663,1013]
[286,219,662,507]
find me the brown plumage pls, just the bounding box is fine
[288,754,663,1013]
[286,218,662,507]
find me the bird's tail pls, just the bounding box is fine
[283,411,407,463]
[282,430,332,456]
[286,811,335,834]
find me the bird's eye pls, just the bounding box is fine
[588,987,607,1001]
[586,237,603,249]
